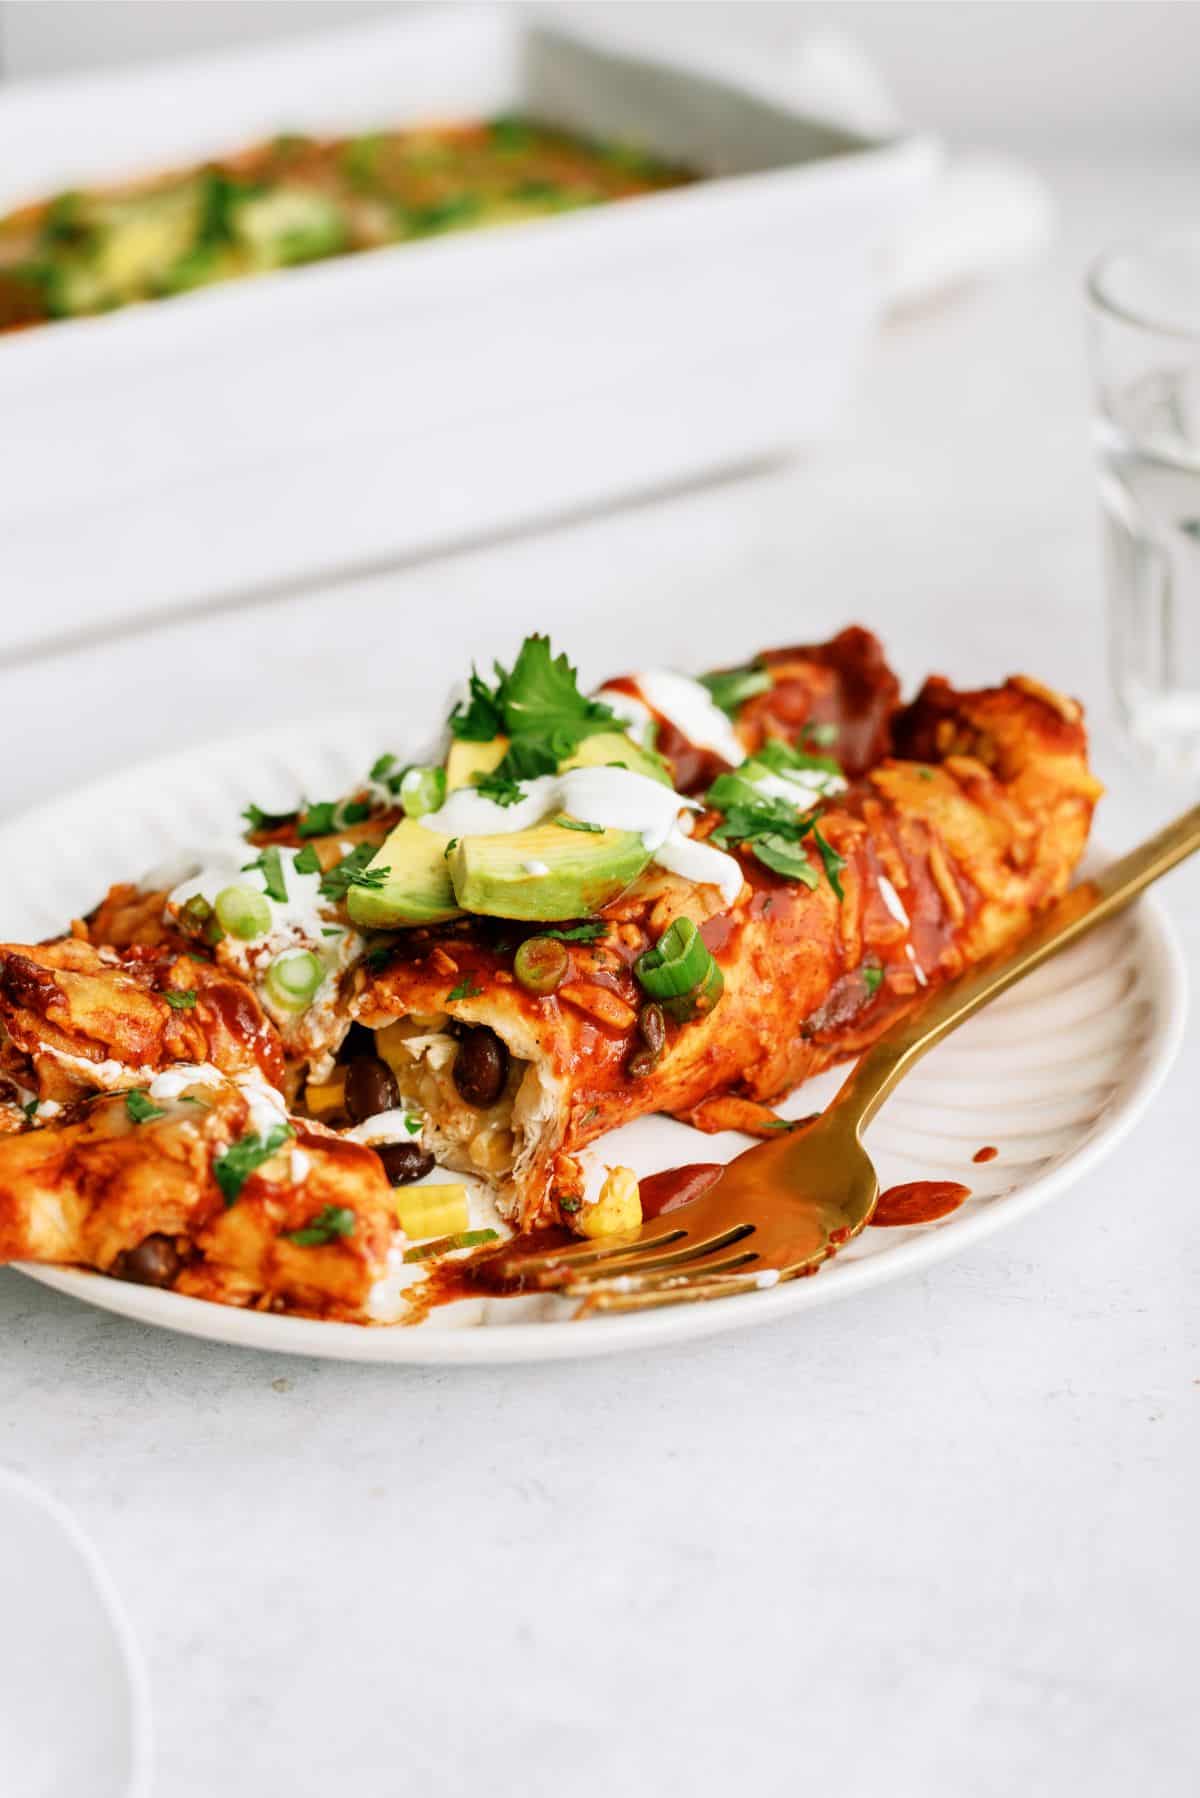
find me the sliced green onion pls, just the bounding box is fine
[513,936,569,996]
[265,949,323,1011]
[634,917,724,1022]
[402,1228,499,1263]
[399,764,447,819]
[700,663,772,717]
[214,884,272,941]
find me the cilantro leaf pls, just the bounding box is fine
[21,1098,39,1122]
[243,802,297,835]
[752,738,842,780]
[125,1090,166,1124]
[862,965,884,998]
[498,635,616,740]
[447,976,483,1002]
[163,989,197,1010]
[555,816,603,834]
[448,637,617,791]
[750,834,819,886]
[284,1204,356,1247]
[242,843,288,904]
[293,843,321,875]
[700,661,772,717]
[319,843,387,901]
[369,752,397,783]
[450,668,505,741]
[297,800,338,838]
[213,1123,293,1205]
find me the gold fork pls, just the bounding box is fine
[486,804,1200,1314]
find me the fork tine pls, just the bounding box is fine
[562,1238,760,1297]
[485,1216,690,1283]
[578,1270,771,1315]
[524,1224,754,1291]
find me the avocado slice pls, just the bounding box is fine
[449,818,651,920]
[561,731,672,787]
[346,818,461,929]
[445,736,508,791]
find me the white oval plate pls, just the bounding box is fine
[3,716,1187,1363]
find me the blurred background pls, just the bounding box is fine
[3,0,1199,147]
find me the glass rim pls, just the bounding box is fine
[1088,232,1200,343]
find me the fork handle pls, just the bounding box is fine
[831,803,1200,1134]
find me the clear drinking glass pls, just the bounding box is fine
[1090,235,1200,774]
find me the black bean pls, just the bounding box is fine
[377,1142,437,1186]
[114,1234,182,1288]
[336,1022,377,1064]
[344,1054,400,1124]
[452,1025,508,1108]
[638,1003,666,1056]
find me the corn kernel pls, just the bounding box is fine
[397,1183,470,1240]
[577,1166,641,1238]
[304,1071,346,1118]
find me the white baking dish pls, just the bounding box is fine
[0,8,937,656]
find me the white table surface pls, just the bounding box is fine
[1,150,1196,1798]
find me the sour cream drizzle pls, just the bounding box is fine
[419,765,744,906]
[596,672,746,768]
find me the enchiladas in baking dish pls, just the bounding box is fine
[0,630,1101,1321]
[0,115,691,332]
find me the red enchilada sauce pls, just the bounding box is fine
[871,1181,970,1227]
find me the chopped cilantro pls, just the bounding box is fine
[707,759,844,899]
[369,752,398,783]
[917,767,935,782]
[125,1090,166,1124]
[319,843,388,901]
[443,838,459,858]
[474,771,526,807]
[536,922,606,943]
[555,816,603,834]
[163,989,197,1010]
[213,1123,293,1204]
[753,738,842,780]
[447,976,483,1002]
[284,1204,356,1247]
[242,844,288,904]
[296,797,371,839]
[700,661,772,717]
[320,926,343,939]
[293,842,321,876]
[242,802,297,835]
[363,943,396,971]
[812,827,846,901]
[297,800,338,838]
[863,966,884,998]
[557,1196,582,1215]
[21,1098,39,1122]
[404,1114,422,1136]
